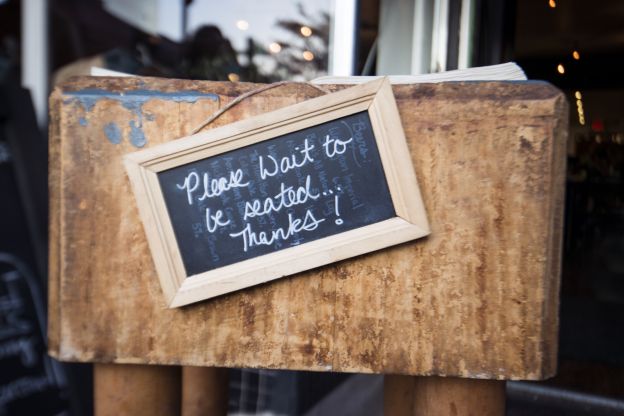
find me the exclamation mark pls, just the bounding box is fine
[334,194,343,225]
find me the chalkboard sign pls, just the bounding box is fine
[125,78,429,307]
[158,111,396,276]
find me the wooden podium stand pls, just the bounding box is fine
[49,77,567,415]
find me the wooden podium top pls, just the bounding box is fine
[48,77,567,380]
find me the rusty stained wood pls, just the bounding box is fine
[48,77,567,380]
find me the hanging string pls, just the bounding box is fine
[189,81,330,135]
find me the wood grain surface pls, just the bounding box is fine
[181,367,228,416]
[94,363,181,416]
[48,77,567,380]
[384,375,506,416]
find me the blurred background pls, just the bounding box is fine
[0,0,622,414]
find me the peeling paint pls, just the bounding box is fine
[63,88,219,147]
[103,122,122,144]
[63,89,219,112]
[129,120,146,148]
[79,117,87,126]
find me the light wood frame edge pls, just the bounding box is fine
[369,78,430,231]
[123,78,430,307]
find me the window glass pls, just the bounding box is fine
[187,0,331,82]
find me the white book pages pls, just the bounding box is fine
[90,67,134,77]
[91,62,526,84]
[312,62,527,84]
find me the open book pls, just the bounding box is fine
[91,62,527,84]
[311,62,527,84]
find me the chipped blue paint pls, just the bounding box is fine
[63,88,219,146]
[63,89,219,111]
[129,120,146,148]
[103,122,122,144]
[79,117,87,126]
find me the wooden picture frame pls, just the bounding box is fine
[124,77,429,308]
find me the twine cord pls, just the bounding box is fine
[189,81,330,135]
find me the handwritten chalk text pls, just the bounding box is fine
[243,175,320,220]
[230,210,325,252]
[177,169,249,205]
[259,138,315,179]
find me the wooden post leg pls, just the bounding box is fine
[94,363,181,416]
[384,375,506,416]
[181,367,229,416]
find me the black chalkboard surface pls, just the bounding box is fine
[125,78,429,306]
[158,111,395,276]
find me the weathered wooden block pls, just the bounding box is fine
[49,77,567,380]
